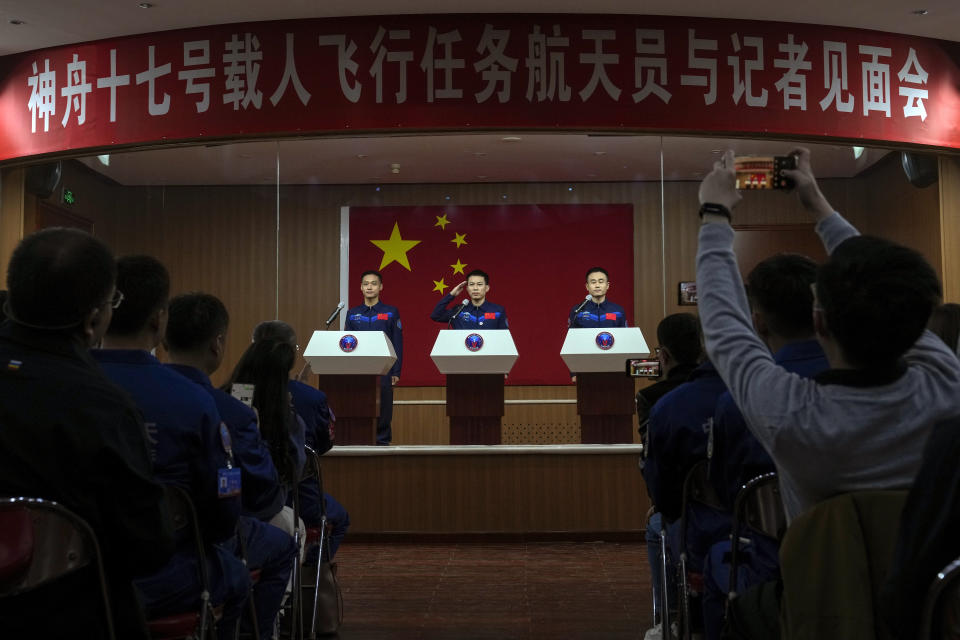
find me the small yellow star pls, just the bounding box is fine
[451,232,468,248]
[370,222,421,271]
[433,278,448,294]
[435,213,450,230]
[450,258,467,275]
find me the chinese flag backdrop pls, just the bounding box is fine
[347,204,634,386]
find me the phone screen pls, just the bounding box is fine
[230,382,255,407]
[734,156,795,190]
[626,358,661,378]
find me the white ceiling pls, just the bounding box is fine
[3,1,926,185]
[1,1,958,56]
[76,133,888,185]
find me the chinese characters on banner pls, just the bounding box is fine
[2,15,960,162]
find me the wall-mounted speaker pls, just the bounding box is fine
[901,152,938,188]
[24,161,62,199]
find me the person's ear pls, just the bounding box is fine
[82,306,101,347]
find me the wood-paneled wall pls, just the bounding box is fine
[0,150,953,439]
[940,156,960,303]
[321,450,650,533]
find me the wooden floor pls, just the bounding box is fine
[328,540,653,639]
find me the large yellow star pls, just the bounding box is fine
[433,278,448,294]
[435,213,450,230]
[370,222,421,271]
[451,232,468,248]
[450,258,467,275]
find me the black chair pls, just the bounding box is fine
[677,460,725,640]
[300,444,342,639]
[146,486,219,640]
[0,496,115,639]
[921,555,960,639]
[727,472,786,603]
[645,505,671,639]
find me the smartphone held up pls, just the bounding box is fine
[734,155,797,190]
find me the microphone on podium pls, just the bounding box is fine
[449,299,469,327]
[569,295,591,328]
[324,301,345,328]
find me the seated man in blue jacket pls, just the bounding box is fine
[701,254,829,640]
[162,292,299,639]
[252,320,351,562]
[431,269,508,329]
[92,256,249,639]
[568,266,628,328]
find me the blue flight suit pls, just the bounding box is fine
[290,380,350,561]
[92,349,248,639]
[568,299,628,328]
[431,293,509,329]
[701,339,828,640]
[166,363,284,521]
[344,301,402,445]
[0,323,174,640]
[644,358,730,630]
[165,362,297,640]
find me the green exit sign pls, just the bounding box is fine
[62,189,75,205]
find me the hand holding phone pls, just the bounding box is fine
[734,155,797,190]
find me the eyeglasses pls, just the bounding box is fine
[110,290,124,309]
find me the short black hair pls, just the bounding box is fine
[360,270,383,284]
[466,269,489,285]
[252,320,297,345]
[585,267,609,282]
[927,303,960,354]
[817,235,941,369]
[107,255,170,336]
[6,227,115,328]
[656,313,702,366]
[166,293,230,352]
[745,254,818,339]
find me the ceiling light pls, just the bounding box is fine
[444,195,451,200]
[711,149,722,154]
[390,163,400,174]
[138,2,154,8]
[592,151,606,156]
[852,146,865,160]
[567,186,574,192]
[356,154,367,159]
[9,19,25,25]
[501,136,522,142]
[911,8,929,15]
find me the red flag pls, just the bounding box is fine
[605,313,618,321]
[377,313,390,321]
[347,204,633,385]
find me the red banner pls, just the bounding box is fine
[2,15,960,163]
[346,204,634,386]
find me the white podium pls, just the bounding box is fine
[303,330,397,445]
[560,327,650,444]
[430,330,518,444]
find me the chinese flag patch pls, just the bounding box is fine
[484,312,497,319]
[604,313,617,321]
[377,313,389,320]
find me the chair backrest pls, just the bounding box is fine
[302,445,326,516]
[734,472,786,542]
[163,486,210,587]
[0,497,115,639]
[682,459,725,514]
[922,556,960,640]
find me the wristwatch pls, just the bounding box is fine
[699,202,731,220]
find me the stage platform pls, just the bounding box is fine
[321,444,650,538]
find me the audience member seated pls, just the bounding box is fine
[695,148,960,638]
[0,230,174,639]
[92,256,250,639]
[162,292,299,638]
[639,312,703,640]
[251,320,350,561]
[881,413,960,640]
[701,253,828,640]
[643,317,728,637]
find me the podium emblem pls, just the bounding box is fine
[595,331,615,350]
[338,334,359,353]
[465,333,484,352]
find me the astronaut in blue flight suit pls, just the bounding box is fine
[94,258,295,640]
[344,269,403,445]
[431,268,509,330]
[568,266,628,328]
